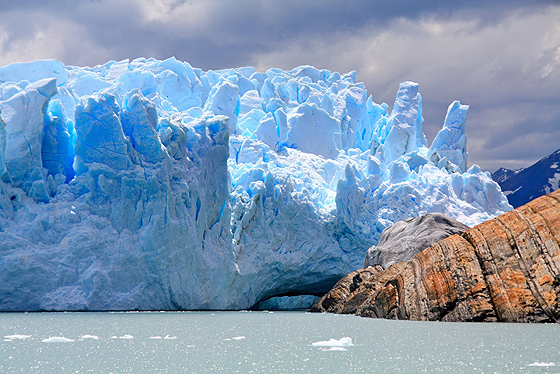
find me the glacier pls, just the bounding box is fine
[0,57,511,311]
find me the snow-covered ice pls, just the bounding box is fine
[0,58,512,311]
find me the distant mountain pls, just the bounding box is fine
[492,149,560,208]
[491,167,520,184]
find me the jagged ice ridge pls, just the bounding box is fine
[0,57,511,311]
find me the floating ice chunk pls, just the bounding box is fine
[312,337,353,347]
[42,336,74,343]
[164,335,177,340]
[526,362,556,367]
[4,334,31,340]
[80,335,99,340]
[111,334,134,339]
[232,336,245,340]
[150,336,163,339]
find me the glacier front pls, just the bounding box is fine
[0,58,511,311]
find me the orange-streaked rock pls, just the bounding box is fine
[310,190,560,322]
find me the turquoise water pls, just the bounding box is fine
[1,311,559,373]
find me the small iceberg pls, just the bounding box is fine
[164,335,177,340]
[527,362,556,367]
[150,336,163,340]
[111,334,134,339]
[80,335,99,340]
[42,336,74,343]
[4,334,31,341]
[312,337,353,347]
[232,336,245,340]
[321,347,348,352]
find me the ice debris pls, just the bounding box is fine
[321,347,348,352]
[0,58,512,311]
[312,337,354,347]
[80,335,99,340]
[526,362,556,367]
[4,334,31,341]
[42,336,75,343]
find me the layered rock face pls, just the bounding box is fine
[311,190,560,322]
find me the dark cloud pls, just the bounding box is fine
[0,0,558,171]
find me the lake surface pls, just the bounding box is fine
[1,311,559,373]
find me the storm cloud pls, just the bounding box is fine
[0,0,558,170]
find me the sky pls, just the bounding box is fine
[0,0,559,171]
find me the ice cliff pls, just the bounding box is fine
[0,58,511,311]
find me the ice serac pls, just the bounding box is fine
[0,78,58,202]
[428,101,469,173]
[0,58,512,311]
[376,82,426,165]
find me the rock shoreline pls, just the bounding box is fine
[311,190,560,322]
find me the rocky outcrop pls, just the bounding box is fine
[363,213,469,269]
[311,190,560,322]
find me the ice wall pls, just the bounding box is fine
[0,58,511,311]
